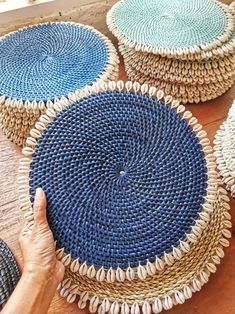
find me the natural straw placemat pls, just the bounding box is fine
[107,0,235,60]
[0,239,20,310]
[0,22,119,146]
[214,100,235,197]
[19,81,231,313]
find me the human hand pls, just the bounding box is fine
[19,188,64,285]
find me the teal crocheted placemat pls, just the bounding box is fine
[107,0,234,56]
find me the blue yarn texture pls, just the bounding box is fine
[30,91,207,269]
[0,23,109,102]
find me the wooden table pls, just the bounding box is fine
[1,38,235,314]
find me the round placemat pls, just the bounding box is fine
[56,186,231,313]
[0,239,20,310]
[107,0,234,58]
[214,100,235,197]
[19,81,217,283]
[120,44,235,86]
[125,63,234,104]
[0,22,119,146]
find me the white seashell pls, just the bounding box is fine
[67,293,77,304]
[131,302,140,314]
[126,266,135,281]
[181,111,192,121]
[191,225,202,237]
[107,268,116,283]
[70,259,80,273]
[164,95,172,104]
[141,83,149,94]
[35,121,46,131]
[146,260,156,276]
[212,255,221,265]
[148,86,157,96]
[152,298,163,313]
[162,296,173,310]
[22,147,34,157]
[179,240,190,253]
[125,81,132,91]
[56,248,64,260]
[46,99,54,109]
[192,278,202,291]
[54,102,63,112]
[110,301,119,314]
[183,285,192,299]
[96,267,106,282]
[142,301,151,314]
[108,81,116,91]
[219,238,230,247]
[116,267,126,282]
[172,247,182,260]
[121,302,130,314]
[80,291,89,303]
[46,108,56,118]
[89,295,100,313]
[176,105,185,114]
[69,284,80,294]
[222,229,232,238]
[199,212,210,222]
[61,254,71,267]
[117,80,124,91]
[171,99,180,108]
[78,300,87,309]
[68,92,77,102]
[164,252,174,266]
[87,265,96,278]
[216,247,224,258]
[26,137,37,147]
[39,114,51,125]
[79,262,88,276]
[174,291,185,304]
[156,90,164,100]
[137,264,147,280]
[60,287,69,298]
[133,82,140,92]
[199,271,209,284]
[155,257,164,271]
[30,128,42,139]
[62,278,72,289]
[206,263,217,273]
[101,298,110,313]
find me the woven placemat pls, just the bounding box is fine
[107,0,235,59]
[0,22,119,146]
[0,239,20,310]
[124,62,234,104]
[214,100,235,197]
[119,44,235,86]
[18,81,231,312]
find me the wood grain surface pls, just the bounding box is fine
[1,6,235,314]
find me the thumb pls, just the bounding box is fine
[33,188,48,225]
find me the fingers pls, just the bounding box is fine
[33,188,48,225]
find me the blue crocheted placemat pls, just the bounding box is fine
[29,90,207,270]
[0,239,20,310]
[0,23,110,101]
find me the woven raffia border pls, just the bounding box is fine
[0,21,119,146]
[107,0,235,60]
[19,80,223,286]
[214,100,235,197]
[119,44,235,86]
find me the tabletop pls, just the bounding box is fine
[1,5,235,314]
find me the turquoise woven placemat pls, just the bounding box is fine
[107,0,234,56]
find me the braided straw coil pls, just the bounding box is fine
[119,44,235,86]
[124,62,234,104]
[0,239,20,310]
[0,22,119,146]
[107,0,235,60]
[18,81,231,313]
[214,100,235,197]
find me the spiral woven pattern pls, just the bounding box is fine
[108,0,231,52]
[0,23,110,101]
[29,90,207,270]
[0,239,20,310]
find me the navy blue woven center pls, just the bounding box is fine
[0,23,109,101]
[30,91,207,269]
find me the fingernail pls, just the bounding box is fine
[35,187,44,200]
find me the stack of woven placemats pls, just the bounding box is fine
[0,21,119,146]
[107,0,235,104]
[214,100,235,197]
[19,80,231,313]
[0,239,20,310]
